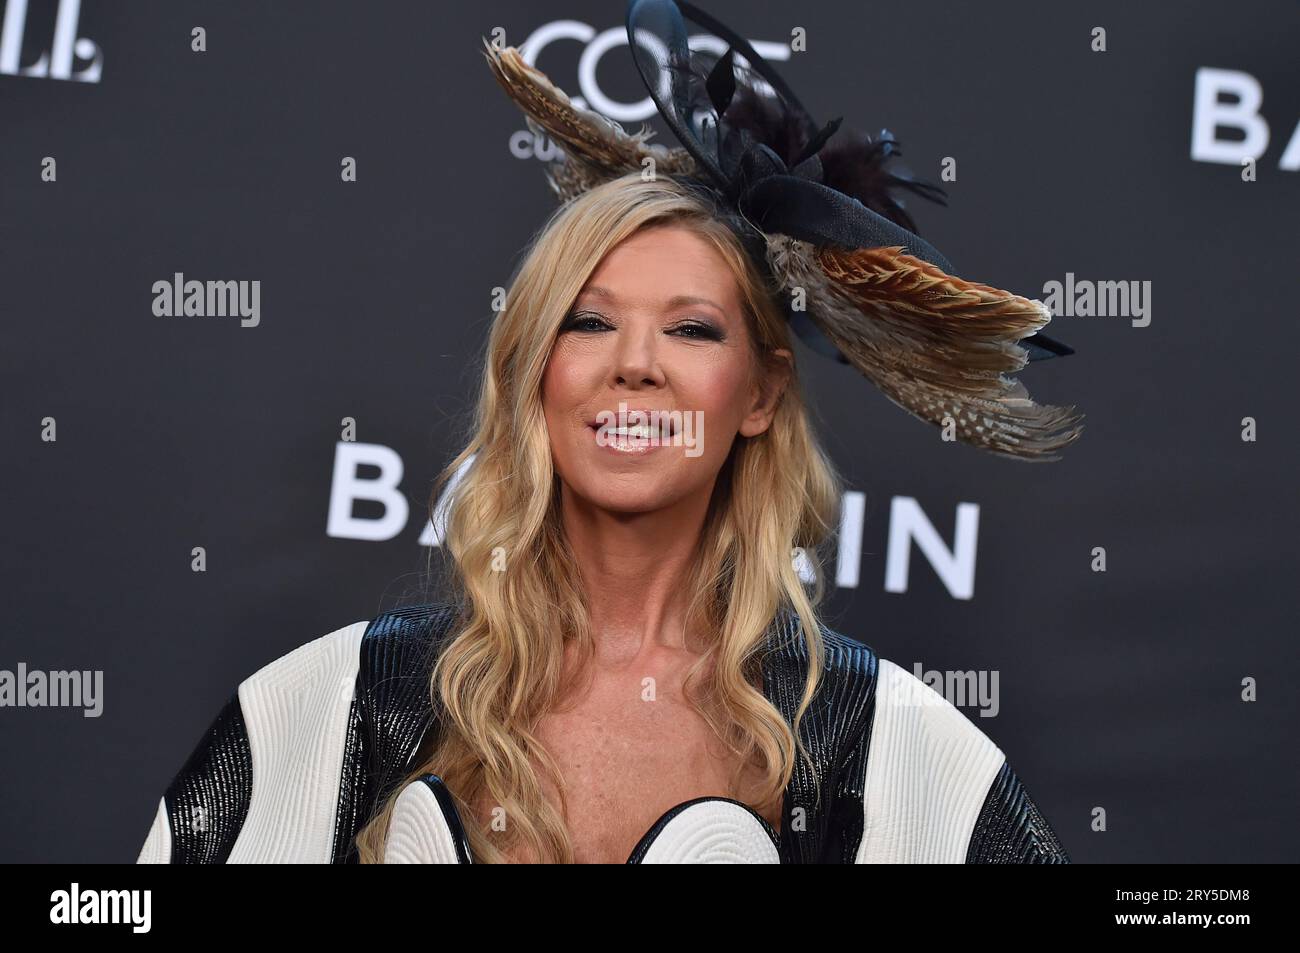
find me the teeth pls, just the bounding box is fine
[600,422,673,438]
[591,412,681,441]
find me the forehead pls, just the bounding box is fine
[577,225,741,311]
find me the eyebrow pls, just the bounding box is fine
[578,285,727,315]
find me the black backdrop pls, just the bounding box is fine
[2,0,1296,863]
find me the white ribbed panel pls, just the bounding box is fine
[136,796,172,863]
[855,657,1006,863]
[384,781,464,864]
[637,801,781,864]
[227,621,368,863]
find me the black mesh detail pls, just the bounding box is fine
[759,612,879,863]
[331,602,464,862]
[965,761,1071,864]
[330,696,367,863]
[163,691,253,864]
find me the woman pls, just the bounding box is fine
[136,0,1079,864]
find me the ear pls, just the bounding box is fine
[739,348,793,438]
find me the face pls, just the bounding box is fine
[541,224,790,515]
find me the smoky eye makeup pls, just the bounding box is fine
[559,309,611,332]
[561,309,728,341]
[668,320,726,342]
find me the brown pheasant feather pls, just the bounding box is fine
[767,237,1084,460]
[481,39,697,200]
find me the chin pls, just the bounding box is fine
[567,479,697,516]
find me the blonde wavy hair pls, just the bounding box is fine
[355,171,844,863]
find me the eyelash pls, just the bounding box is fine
[561,310,725,342]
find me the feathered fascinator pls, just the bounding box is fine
[483,0,1084,460]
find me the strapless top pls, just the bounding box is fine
[135,603,1070,864]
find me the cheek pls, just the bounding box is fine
[686,354,753,431]
[540,346,585,419]
[540,344,599,472]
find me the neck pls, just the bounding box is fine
[558,480,717,664]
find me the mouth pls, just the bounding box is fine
[585,411,680,440]
[584,409,683,456]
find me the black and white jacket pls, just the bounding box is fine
[135,602,1071,864]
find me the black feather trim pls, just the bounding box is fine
[688,48,947,236]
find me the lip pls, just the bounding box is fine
[585,422,669,455]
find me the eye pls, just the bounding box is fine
[560,310,611,332]
[669,321,725,342]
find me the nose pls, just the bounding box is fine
[610,324,665,389]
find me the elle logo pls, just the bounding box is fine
[0,0,103,83]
